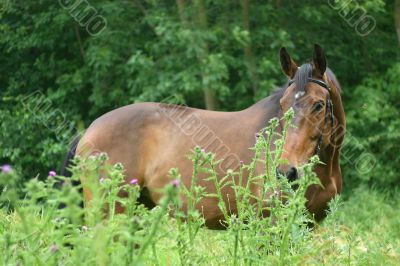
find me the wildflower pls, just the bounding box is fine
[171,179,180,187]
[201,148,206,153]
[130,178,138,185]
[100,177,105,183]
[239,160,244,165]
[82,225,88,231]
[48,170,56,177]
[255,133,260,138]
[1,164,12,173]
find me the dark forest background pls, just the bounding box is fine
[1,0,399,192]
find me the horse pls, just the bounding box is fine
[62,44,345,229]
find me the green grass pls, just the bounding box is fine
[1,116,399,265]
[145,188,400,265]
[1,185,398,265]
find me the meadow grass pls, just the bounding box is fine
[1,113,399,265]
[1,177,398,266]
[151,188,400,265]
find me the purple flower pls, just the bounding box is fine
[1,164,12,173]
[171,179,180,187]
[239,160,244,165]
[255,133,260,139]
[201,148,206,153]
[130,179,138,185]
[48,170,56,177]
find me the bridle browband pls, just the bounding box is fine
[287,77,334,156]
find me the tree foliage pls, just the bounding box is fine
[0,0,399,189]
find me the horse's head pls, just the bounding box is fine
[277,44,335,183]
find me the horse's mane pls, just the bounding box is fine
[250,64,342,114]
[271,63,342,98]
[326,67,342,93]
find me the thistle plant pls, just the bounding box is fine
[0,109,354,265]
[191,108,321,265]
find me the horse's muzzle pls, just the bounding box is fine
[276,167,299,190]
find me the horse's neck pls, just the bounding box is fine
[320,76,345,185]
[246,92,283,122]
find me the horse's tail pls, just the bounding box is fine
[58,135,82,220]
[60,135,81,177]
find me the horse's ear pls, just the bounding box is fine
[280,47,298,79]
[312,44,327,77]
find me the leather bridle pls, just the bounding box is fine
[287,77,334,156]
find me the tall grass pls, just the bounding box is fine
[0,111,399,265]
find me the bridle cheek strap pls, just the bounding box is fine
[288,77,334,156]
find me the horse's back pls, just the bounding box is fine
[76,102,216,182]
[77,103,165,181]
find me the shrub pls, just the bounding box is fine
[343,63,400,190]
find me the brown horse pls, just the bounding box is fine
[66,44,345,229]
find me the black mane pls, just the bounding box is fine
[271,63,342,98]
[293,63,313,92]
[253,65,342,113]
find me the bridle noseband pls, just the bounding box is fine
[288,77,334,156]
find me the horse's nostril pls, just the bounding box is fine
[286,167,298,183]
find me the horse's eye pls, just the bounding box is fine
[313,102,324,112]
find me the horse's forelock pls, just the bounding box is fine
[270,63,341,104]
[293,63,313,93]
